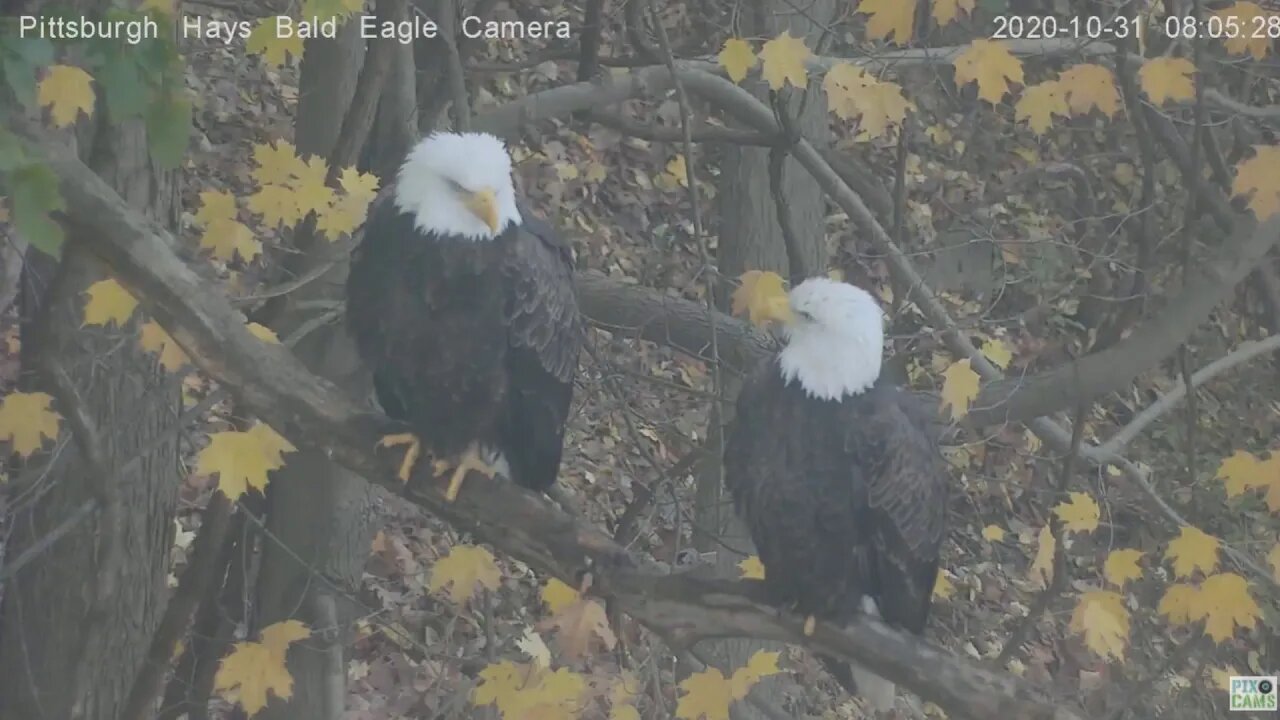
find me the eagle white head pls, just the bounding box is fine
[393,131,522,241]
[776,277,885,401]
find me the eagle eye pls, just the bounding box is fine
[444,177,467,193]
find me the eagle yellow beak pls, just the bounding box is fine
[462,187,499,233]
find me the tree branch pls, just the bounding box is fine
[1099,334,1280,456]
[18,119,1086,720]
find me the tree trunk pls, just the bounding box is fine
[0,28,181,719]
[253,22,380,720]
[694,0,835,716]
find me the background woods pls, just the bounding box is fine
[2,1,1280,720]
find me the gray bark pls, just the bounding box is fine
[254,20,378,720]
[695,0,836,716]
[0,30,181,719]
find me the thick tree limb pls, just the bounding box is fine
[19,120,1086,720]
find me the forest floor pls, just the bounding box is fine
[4,4,1280,720]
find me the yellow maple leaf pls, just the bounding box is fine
[246,322,280,344]
[1030,525,1055,589]
[980,339,1012,369]
[982,524,1005,542]
[37,65,95,127]
[1268,543,1280,584]
[0,391,61,458]
[1199,572,1261,643]
[832,76,914,141]
[1158,582,1201,625]
[429,544,501,604]
[1165,526,1220,579]
[214,620,311,717]
[252,141,306,187]
[1069,590,1130,661]
[1014,79,1068,135]
[536,594,617,661]
[82,278,139,327]
[247,19,304,67]
[718,38,758,83]
[248,184,304,228]
[195,190,238,227]
[201,220,262,263]
[473,660,587,719]
[1232,145,1280,221]
[1139,57,1195,105]
[758,32,810,91]
[728,650,781,700]
[857,0,917,44]
[1216,450,1271,497]
[139,320,190,372]
[1058,63,1120,117]
[849,79,921,140]
[731,270,793,327]
[738,555,766,580]
[1102,549,1144,588]
[541,577,581,614]
[940,358,979,420]
[1053,491,1100,534]
[292,156,336,217]
[1217,3,1272,59]
[338,166,380,207]
[931,0,974,26]
[315,196,365,241]
[197,422,296,500]
[677,650,783,720]
[953,40,1024,104]
[823,63,874,119]
[932,571,955,600]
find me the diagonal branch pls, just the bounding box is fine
[16,118,1086,720]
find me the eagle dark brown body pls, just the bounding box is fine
[346,193,583,492]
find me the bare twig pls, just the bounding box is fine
[1100,335,1280,456]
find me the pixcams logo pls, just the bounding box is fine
[1230,676,1278,711]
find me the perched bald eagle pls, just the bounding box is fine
[346,132,584,499]
[723,278,948,712]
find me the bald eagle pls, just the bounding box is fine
[346,132,584,500]
[723,278,948,712]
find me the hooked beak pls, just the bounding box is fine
[462,187,499,233]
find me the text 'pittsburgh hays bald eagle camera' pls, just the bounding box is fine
[346,131,585,501]
[725,277,950,712]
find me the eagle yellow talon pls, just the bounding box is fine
[438,443,499,502]
[378,432,422,483]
